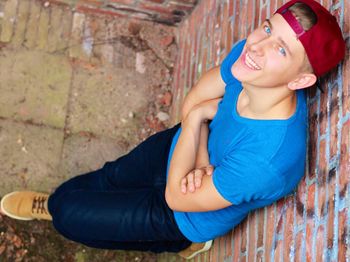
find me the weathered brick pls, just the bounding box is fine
[274,240,283,262]
[240,218,248,253]
[295,231,303,262]
[218,235,226,262]
[319,84,329,136]
[212,238,219,261]
[224,230,233,258]
[305,218,315,261]
[307,183,316,217]
[308,100,318,179]
[317,153,327,218]
[248,212,257,262]
[265,204,275,262]
[24,0,41,49]
[296,177,306,225]
[276,198,284,234]
[315,225,325,262]
[330,84,339,159]
[0,0,18,42]
[283,196,294,262]
[342,45,349,117]
[233,225,241,262]
[37,3,50,50]
[327,168,336,249]
[256,208,264,248]
[11,0,30,47]
[338,209,348,262]
[339,120,350,198]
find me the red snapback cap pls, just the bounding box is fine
[275,0,346,77]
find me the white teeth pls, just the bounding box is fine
[245,53,261,70]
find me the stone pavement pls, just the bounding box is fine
[0,0,177,195]
[0,0,183,261]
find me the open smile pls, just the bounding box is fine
[242,51,262,70]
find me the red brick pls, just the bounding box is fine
[265,204,275,262]
[225,230,233,258]
[319,84,329,136]
[317,176,327,218]
[257,208,265,248]
[233,225,241,261]
[212,238,220,261]
[315,225,325,262]
[295,231,303,262]
[327,169,336,248]
[296,177,306,225]
[270,0,277,16]
[330,84,339,159]
[144,0,165,4]
[233,2,240,42]
[76,5,129,18]
[220,1,228,52]
[240,218,248,253]
[283,196,294,261]
[228,0,234,18]
[246,0,254,33]
[339,120,350,198]
[344,0,349,32]
[306,218,315,262]
[308,100,318,179]
[109,0,136,5]
[138,2,174,15]
[254,0,260,29]
[274,240,283,262]
[218,235,226,262]
[226,21,233,56]
[168,2,194,13]
[338,209,348,262]
[238,0,247,38]
[260,5,267,25]
[276,198,285,234]
[77,0,104,8]
[307,183,316,217]
[342,48,349,117]
[248,212,257,262]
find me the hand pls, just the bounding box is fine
[181,165,214,194]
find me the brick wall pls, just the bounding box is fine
[50,0,197,25]
[171,0,350,261]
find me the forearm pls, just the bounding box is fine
[168,114,202,191]
[195,122,210,168]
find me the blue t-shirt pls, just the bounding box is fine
[166,39,307,242]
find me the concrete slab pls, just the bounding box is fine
[0,49,72,128]
[67,64,150,146]
[58,132,127,182]
[0,118,64,196]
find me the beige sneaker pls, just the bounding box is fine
[0,191,52,221]
[178,240,213,260]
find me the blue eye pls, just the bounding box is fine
[279,46,287,56]
[264,25,271,35]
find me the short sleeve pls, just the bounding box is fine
[220,39,246,85]
[212,152,283,205]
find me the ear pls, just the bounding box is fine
[287,73,317,90]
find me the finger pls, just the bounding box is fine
[181,177,187,194]
[205,165,214,175]
[187,172,195,193]
[194,169,203,188]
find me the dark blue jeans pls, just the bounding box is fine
[47,124,192,253]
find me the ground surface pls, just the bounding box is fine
[0,0,182,261]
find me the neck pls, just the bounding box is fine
[238,83,297,120]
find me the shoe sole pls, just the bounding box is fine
[0,191,34,221]
[185,240,213,260]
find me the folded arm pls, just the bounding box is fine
[165,99,231,212]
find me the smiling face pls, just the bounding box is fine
[231,13,312,89]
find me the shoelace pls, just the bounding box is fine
[32,196,49,214]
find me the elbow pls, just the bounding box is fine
[165,187,179,211]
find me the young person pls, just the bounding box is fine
[1,0,346,259]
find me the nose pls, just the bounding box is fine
[248,37,271,56]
